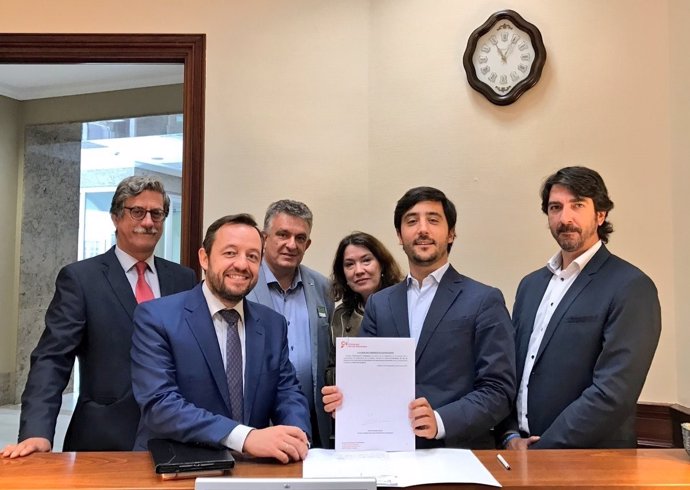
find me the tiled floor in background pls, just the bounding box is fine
[0,393,74,451]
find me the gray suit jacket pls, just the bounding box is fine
[246,263,334,448]
[502,244,661,448]
[360,265,516,449]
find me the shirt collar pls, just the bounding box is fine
[406,262,451,288]
[202,280,245,323]
[547,240,602,275]
[262,260,302,290]
[114,245,156,274]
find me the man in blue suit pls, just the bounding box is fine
[131,214,310,463]
[499,166,661,449]
[247,200,334,448]
[324,187,516,449]
[3,176,196,458]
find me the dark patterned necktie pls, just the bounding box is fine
[219,309,243,422]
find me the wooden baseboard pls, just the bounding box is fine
[636,402,690,448]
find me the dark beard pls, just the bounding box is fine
[553,224,583,252]
[207,273,253,304]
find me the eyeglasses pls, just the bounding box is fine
[123,206,167,222]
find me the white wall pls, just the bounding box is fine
[0,0,684,404]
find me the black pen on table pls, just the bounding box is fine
[497,453,511,470]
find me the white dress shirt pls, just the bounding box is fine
[114,245,161,298]
[517,240,602,433]
[200,281,252,452]
[405,262,451,439]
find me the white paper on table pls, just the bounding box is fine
[303,448,501,488]
[334,337,415,452]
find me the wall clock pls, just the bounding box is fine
[462,10,546,106]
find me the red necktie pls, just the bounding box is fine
[135,261,155,303]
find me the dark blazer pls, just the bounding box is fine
[246,264,334,448]
[19,246,196,451]
[131,284,311,450]
[360,265,516,449]
[504,245,661,448]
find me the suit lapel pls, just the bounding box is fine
[515,268,551,375]
[242,300,265,424]
[184,285,231,411]
[102,247,137,320]
[250,266,273,306]
[388,282,410,339]
[534,245,611,364]
[415,266,463,363]
[300,266,319,393]
[155,257,174,296]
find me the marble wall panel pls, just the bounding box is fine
[14,123,81,403]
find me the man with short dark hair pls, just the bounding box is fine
[2,176,196,458]
[500,166,661,449]
[131,214,310,464]
[324,187,516,449]
[247,200,334,448]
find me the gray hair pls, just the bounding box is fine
[109,175,170,218]
[263,199,313,232]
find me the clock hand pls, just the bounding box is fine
[490,38,507,62]
[504,40,517,59]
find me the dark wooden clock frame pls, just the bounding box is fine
[462,10,547,106]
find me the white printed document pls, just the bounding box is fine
[303,448,501,487]
[334,337,415,452]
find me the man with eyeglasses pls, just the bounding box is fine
[2,176,196,458]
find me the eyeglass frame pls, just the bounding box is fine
[123,206,168,222]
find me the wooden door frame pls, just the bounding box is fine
[0,33,205,275]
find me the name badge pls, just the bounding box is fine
[317,306,328,318]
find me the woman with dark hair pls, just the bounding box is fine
[325,232,403,386]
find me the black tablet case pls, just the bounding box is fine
[148,438,235,474]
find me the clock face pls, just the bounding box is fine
[472,20,535,96]
[462,10,546,105]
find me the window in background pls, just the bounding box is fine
[79,114,183,262]
[74,114,183,394]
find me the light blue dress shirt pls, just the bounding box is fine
[262,262,314,411]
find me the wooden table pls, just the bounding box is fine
[1,449,689,489]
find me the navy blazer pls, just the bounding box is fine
[504,245,661,448]
[19,247,196,451]
[131,284,311,450]
[360,265,516,449]
[246,263,334,448]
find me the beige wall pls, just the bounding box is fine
[0,0,685,404]
[669,0,690,407]
[0,96,21,377]
[21,84,184,125]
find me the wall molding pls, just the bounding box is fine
[636,402,690,448]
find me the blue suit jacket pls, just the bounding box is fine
[360,265,516,449]
[19,246,196,451]
[131,284,311,450]
[503,245,661,448]
[246,263,334,448]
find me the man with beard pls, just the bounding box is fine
[131,214,310,463]
[323,187,516,449]
[499,166,661,449]
[3,176,196,458]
